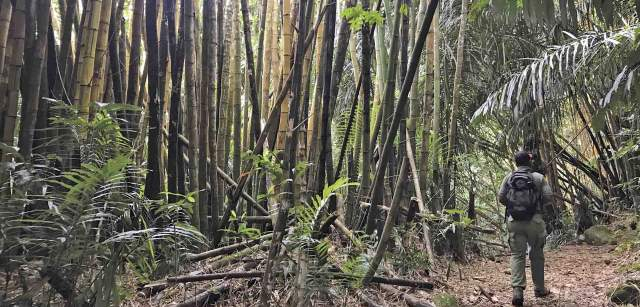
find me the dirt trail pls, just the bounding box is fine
[442,244,635,307]
[128,243,637,306]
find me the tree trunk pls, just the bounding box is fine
[144,0,162,200]
[231,1,241,181]
[203,0,219,238]
[0,0,13,82]
[73,0,103,124]
[419,0,433,202]
[363,157,409,284]
[275,0,292,152]
[255,0,268,104]
[429,6,441,213]
[196,0,217,237]
[125,0,144,141]
[18,0,50,160]
[361,0,375,234]
[365,0,403,234]
[331,0,357,180]
[239,0,261,144]
[260,0,308,304]
[441,0,468,261]
[315,1,337,195]
[397,0,410,170]
[1,0,26,159]
[349,33,362,175]
[260,0,274,122]
[306,8,324,191]
[216,0,226,131]
[88,0,112,112]
[54,0,76,101]
[405,128,435,263]
[216,2,232,217]
[367,0,440,236]
[167,0,185,203]
[107,0,125,106]
[184,0,200,229]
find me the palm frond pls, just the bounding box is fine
[472,26,639,121]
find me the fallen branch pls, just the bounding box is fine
[185,233,273,262]
[357,291,384,307]
[215,166,269,216]
[168,271,263,283]
[139,270,204,298]
[313,213,339,240]
[206,240,271,271]
[168,282,229,307]
[466,225,496,234]
[475,238,508,249]
[332,218,359,245]
[380,284,435,307]
[181,153,269,216]
[475,210,504,233]
[592,207,621,218]
[477,286,499,304]
[138,281,168,298]
[167,270,433,289]
[370,276,433,290]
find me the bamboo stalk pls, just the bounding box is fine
[17,0,50,160]
[184,0,200,228]
[275,0,292,151]
[260,0,273,121]
[0,0,13,80]
[1,0,26,158]
[360,0,374,233]
[363,157,410,284]
[199,0,216,236]
[89,0,112,110]
[367,0,440,237]
[74,0,103,123]
[405,128,435,264]
[239,0,261,143]
[211,8,327,248]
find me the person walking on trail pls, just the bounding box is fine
[498,150,553,306]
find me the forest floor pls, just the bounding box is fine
[439,243,638,306]
[128,241,639,306]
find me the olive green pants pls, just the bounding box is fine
[507,214,546,290]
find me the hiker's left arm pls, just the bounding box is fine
[498,176,508,205]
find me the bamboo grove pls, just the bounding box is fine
[0,0,639,305]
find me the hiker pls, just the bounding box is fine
[498,150,553,306]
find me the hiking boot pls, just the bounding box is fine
[512,287,524,306]
[534,288,551,298]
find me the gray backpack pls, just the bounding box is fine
[505,170,538,221]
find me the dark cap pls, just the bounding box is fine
[514,150,533,166]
